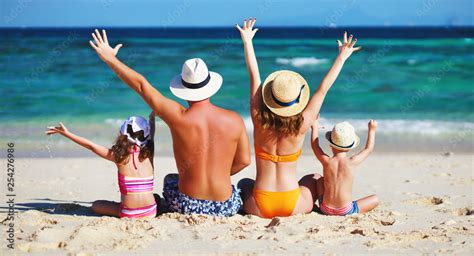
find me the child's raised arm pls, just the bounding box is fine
[236,18,261,118]
[311,116,329,164]
[46,122,115,162]
[303,32,362,126]
[351,120,377,165]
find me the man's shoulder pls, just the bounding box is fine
[210,107,245,132]
[214,107,243,120]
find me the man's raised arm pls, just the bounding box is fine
[89,29,185,125]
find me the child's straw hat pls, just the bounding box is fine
[325,122,360,151]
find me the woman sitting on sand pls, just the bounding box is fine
[46,112,157,218]
[236,18,362,218]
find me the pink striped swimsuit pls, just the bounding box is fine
[319,196,359,216]
[118,173,154,195]
[117,146,157,218]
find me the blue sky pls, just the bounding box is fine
[1,0,472,27]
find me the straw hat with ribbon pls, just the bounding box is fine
[262,70,310,117]
[325,122,360,151]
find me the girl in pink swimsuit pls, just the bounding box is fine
[46,112,157,218]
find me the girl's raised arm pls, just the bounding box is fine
[46,122,115,162]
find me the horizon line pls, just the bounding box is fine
[1,25,473,29]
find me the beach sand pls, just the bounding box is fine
[1,153,473,255]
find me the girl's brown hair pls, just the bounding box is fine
[111,126,154,164]
[255,101,304,136]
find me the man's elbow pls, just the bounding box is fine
[231,158,251,175]
[239,155,251,169]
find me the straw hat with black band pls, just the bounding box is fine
[325,121,360,151]
[261,70,310,117]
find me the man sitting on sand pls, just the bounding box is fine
[310,118,380,215]
[89,29,250,217]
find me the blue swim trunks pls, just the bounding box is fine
[319,196,359,216]
[163,174,242,217]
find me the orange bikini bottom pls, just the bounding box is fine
[253,188,301,218]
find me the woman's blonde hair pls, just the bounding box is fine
[255,101,304,136]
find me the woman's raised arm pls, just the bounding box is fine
[236,18,261,116]
[303,32,361,126]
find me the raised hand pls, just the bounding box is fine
[311,114,325,130]
[45,122,69,136]
[311,114,320,129]
[89,29,123,63]
[368,119,377,130]
[236,18,258,44]
[336,31,362,61]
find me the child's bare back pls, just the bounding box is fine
[321,156,355,208]
[311,119,380,216]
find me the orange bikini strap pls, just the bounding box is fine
[254,145,301,163]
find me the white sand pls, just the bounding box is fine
[1,153,473,255]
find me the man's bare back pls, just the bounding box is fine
[170,100,250,201]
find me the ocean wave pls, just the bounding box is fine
[105,118,124,126]
[407,59,417,65]
[242,116,474,136]
[276,57,329,68]
[105,118,168,128]
[105,117,473,137]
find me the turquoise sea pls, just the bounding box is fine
[1,27,473,155]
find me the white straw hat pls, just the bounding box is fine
[262,70,310,117]
[120,116,150,147]
[325,122,360,151]
[169,58,222,101]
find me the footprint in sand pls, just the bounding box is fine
[454,207,474,216]
[404,196,444,206]
[402,191,422,197]
[432,172,453,178]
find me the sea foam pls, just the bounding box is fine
[105,116,473,137]
[242,116,474,136]
[276,57,329,68]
